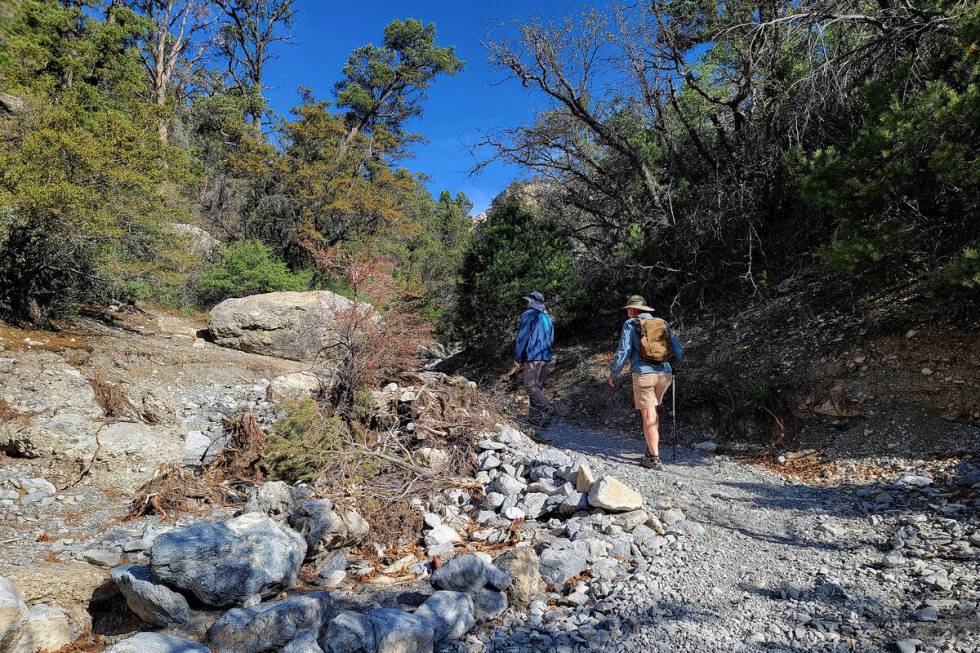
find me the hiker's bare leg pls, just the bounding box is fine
[640,406,660,456]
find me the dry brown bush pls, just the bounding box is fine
[0,397,31,426]
[52,634,105,653]
[88,377,136,420]
[127,463,229,519]
[209,412,266,481]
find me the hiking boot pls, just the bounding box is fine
[641,454,664,470]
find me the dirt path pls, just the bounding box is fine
[504,420,980,653]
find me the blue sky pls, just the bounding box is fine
[262,0,588,215]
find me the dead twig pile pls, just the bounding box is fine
[210,412,266,481]
[127,463,230,519]
[357,496,426,549]
[60,377,140,490]
[51,634,105,653]
[128,413,265,519]
[88,377,137,420]
[125,371,506,544]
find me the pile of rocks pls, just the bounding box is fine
[24,419,702,652]
[419,426,703,566]
[414,426,706,651]
[83,514,520,652]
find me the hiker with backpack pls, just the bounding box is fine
[606,295,684,469]
[513,290,556,426]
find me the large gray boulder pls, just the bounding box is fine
[243,481,299,518]
[322,611,374,653]
[494,547,545,607]
[288,499,369,557]
[323,609,433,653]
[207,592,333,653]
[282,631,324,653]
[111,564,190,627]
[104,633,210,653]
[587,475,643,512]
[150,513,306,607]
[0,91,25,114]
[367,609,433,653]
[208,291,363,361]
[538,540,588,586]
[493,473,525,497]
[471,588,507,620]
[170,223,222,260]
[21,604,75,653]
[430,555,511,595]
[267,372,324,403]
[0,576,27,652]
[534,448,572,468]
[413,591,475,642]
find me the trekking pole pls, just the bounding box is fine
[671,375,677,463]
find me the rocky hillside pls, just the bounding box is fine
[461,270,980,483]
[1,292,978,653]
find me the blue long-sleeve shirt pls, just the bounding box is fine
[515,308,554,362]
[610,312,684,377]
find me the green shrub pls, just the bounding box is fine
[262,399,345,483]
[454,197,585,353]
[937,247,980,290]
[195,239,312,307]
[817,234,884,272]
[262,398,384,483]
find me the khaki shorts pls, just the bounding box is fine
[632,373,672,410]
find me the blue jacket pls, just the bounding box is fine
[610,313,684,377]
[515,308,554,362]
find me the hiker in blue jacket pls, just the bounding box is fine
[514,291,555,426]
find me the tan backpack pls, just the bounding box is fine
[636,317,672,364]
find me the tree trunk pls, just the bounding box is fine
[154,28,170,144]
[155,79,169,144]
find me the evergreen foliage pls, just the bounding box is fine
[456,196,583,353]
[195,239,311,307]
[261,399,370,484]
[335,18,463,151]
[0,4,470,326]
[457,0,979,348]
[0,0,190,323]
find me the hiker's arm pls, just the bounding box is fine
[514,313,530,363]
[609,321,633,379]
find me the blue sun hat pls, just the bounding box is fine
[524,291,546,311]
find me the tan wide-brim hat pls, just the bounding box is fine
[624,295,655,312]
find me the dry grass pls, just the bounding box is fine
[88,377,136,420]
[0,322,94,354]
[52,634,105,653]
[0,398,32,427]
[357,496,425,547]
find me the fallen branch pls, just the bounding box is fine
[60,422,106,491]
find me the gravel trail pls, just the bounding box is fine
[500,420,980,653]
